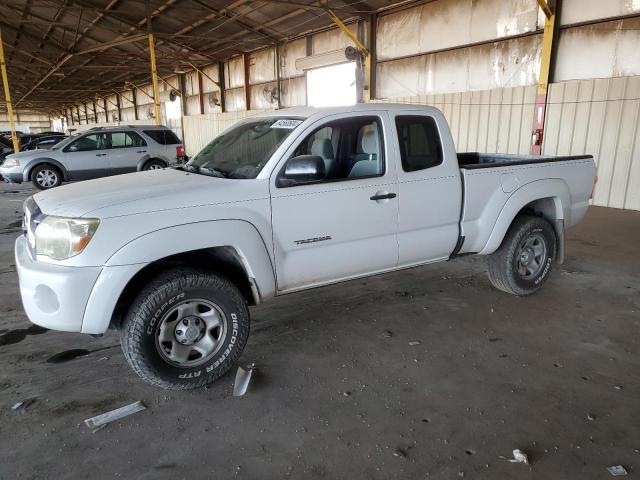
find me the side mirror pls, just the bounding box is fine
[277,155,325,187]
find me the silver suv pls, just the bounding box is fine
[0,125,185,189]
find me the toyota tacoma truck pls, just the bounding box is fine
[15,104,597,389]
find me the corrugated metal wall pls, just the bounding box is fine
[376,85,537,155]
[182,110,265,157]
[376,75,640,211]
[543,76,640,211]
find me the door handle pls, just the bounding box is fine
[95,153,107,157]
[370,192,397,201]
[137,150,147,153]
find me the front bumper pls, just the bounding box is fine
[0,167,23,183]
[15,235,102,332]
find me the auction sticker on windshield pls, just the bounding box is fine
[271,119,302,129]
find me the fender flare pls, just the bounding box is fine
[23,158,69,182]
[81,220,276,334]
[479,178,570,255]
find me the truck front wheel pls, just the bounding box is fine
[487,215,557,296]
[121,268,250,389]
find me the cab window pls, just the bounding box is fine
[66,133,105,152]
[284,116,384,184]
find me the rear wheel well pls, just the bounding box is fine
[142,158,167,169]
[516,197,561,224]
[109,247,255,330]
[512,196,564,262]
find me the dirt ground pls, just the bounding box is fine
[1,182,639,480]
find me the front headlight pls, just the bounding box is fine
[2,157,19,167]
[35,216,99,260]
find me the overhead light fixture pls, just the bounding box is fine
[173,65,187,74]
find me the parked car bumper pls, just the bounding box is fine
[15,235,102,332]
[0,166,23,183]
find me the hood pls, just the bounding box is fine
[4,149,42,160]
[33,168,269,218]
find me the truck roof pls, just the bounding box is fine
[260,103,441,119]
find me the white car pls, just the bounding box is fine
[14,104,597,389]
[0,125,185,189]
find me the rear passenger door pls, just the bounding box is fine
[106,131,148,173]
[62,133,110,179]
[390,113,463,266]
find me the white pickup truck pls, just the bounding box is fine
[15,104,597,389]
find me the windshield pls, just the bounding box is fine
[187,117,302,179]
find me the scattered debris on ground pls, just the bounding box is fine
[10,397,36,411]
[233,363,256,397]
[393,448,407,459]
[381,330,393,338]
[507,449,529,465]
[607,465,628,476]
[84,400,146,430]
[408,341,421,346]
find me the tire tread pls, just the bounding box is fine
[121,267,249,390]
[487,215,556,296]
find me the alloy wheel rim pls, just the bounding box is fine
[515,233,547,279]
[155,298,228,367]
[148,164,162,170]
[36,169,57,187]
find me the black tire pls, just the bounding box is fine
[487,215,557,296]
[121,268,250,390]
[142,159,166,171]
[31,164,62,189]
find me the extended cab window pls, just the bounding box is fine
[395,116,443,172]
[285,116,384,184]
[108,132,146,149]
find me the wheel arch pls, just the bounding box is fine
[137,156,168,171]
[479,179,570,257]
[24,158,69,182]
[81,220,276,334]
[107,246,259,331]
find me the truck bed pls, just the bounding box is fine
[456,152,596,256]
[457,152,593,169]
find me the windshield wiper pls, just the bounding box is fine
[197,166,228,178]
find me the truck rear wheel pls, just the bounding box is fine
[121,268,250,390]
[487,215,556,296]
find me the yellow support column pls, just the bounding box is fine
[538,7,556,97]
[148,32,161,125]
[0,29,20,152]
[327,10,371,102]
[531,0,558,155]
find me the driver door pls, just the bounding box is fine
[270,112,399,292]
[62,133,110,180]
